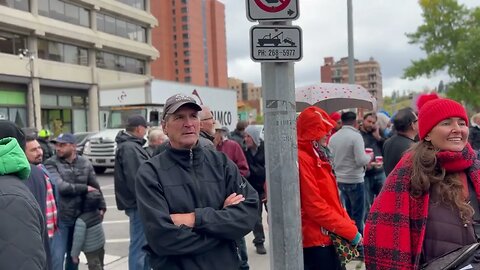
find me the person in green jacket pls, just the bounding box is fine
[0,120,47,270]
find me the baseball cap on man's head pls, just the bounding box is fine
[127,115,148,128]
[162,94,202,120]
[51,133,75,144]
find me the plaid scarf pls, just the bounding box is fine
[38,164,57,238]
[364,144,480,270]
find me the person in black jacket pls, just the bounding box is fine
[469,113,480,152]
[45,133,106,270]
[136,94,259,270]
[0,120,47,270]
[114,114,150,270]
[383,107,418,176]
[244,125,268,255]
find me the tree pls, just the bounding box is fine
[404,0,480,109]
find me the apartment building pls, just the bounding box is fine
[321,56,383,108]
[151,0,228,88]
[228,77,262,122]
[0,0,158,134]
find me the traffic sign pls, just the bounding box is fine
[250,25,302,62]
[246,0,299,21]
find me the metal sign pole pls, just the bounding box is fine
[260,20,303,270]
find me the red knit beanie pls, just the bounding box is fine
[417,93,468,140]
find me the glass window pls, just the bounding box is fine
[183,42,189,48]
[14,0,29,11]
[37,39,48,59]
[137,26,146,42]
[7,107,26,127]
[126,22,137,40]
[181,16,187,22]
[65,3,79,25]
[184,67,190,73]
[182,24,188,31]
[50,0,65,21]
[58,96,72,107]
[79,8,89,27]
[116,55,126,71]
[63,44,77,64]
[0,31,27,55]
[104,15,116,35]
[72,96,85,107]
[116,19,127,38]
[48,42,63,62]
[0,108,7,120]
[185,76,191,83]
[73,109,87,132]
[184,50,190,56]
[181,7,187,13]
[78,48,88,66]
[96,52,106,68]
[182,33,188,39]
[96,13,105,31]
[41,94,57,106]
[38,0,49,16]
[103,52,115,70]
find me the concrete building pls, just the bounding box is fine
[228,77,263,122]
[0,0,158,134]
[321,56,383,108]
[151,0,228,88]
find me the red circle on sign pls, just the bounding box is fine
[254,0,291,13]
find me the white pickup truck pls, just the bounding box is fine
[83,79,238,174]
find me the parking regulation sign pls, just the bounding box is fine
[246,0,299,21]
[250,25,302,62]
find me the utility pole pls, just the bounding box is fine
[347,0,355,84]
[247,1,303,269]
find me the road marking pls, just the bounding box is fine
[79,253,121,264]
[106,205,118,209]
[106,238,130,243]
[103,220,129,224]
[101,184,114,190]
[103,194,116,198]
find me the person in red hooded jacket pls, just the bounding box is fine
[297,106,362,270]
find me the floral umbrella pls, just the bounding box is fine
[295,83,377,113]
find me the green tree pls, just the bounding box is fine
[404,0,480,109]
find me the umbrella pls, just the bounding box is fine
[295,83,377,113]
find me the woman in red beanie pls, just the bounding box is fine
[297,106,362,270]
[364,93,480,269]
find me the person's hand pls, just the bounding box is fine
[223,193,245,208]
[366,163,373,170]
[99,209,105,221]
[72,256,79,264]
[170,213,195,227]
[87,186,98,192]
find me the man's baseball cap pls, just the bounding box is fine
[51,133,75,144]
[127,115,148,128]
[162,94,202,120]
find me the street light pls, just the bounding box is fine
[18,48,37,128]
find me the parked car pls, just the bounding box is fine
[74,131,97,155]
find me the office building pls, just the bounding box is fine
[321,56,383,108]
[228,77,262,122]
[0,0,158,133]
[151,0,228,88]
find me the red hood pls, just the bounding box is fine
[297,106,335,142]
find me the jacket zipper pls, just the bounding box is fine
[190,149,202,208]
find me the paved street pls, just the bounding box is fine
[78,170,364,270]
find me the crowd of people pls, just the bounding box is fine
[2,91,480,270]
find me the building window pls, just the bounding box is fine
[181,16,188,22]
[96,51,145,74]
[184,50,190,56]
[184,67,190,73]
[182,33,188,39]
[185,76,191,82]
[98,13,147,43]
[0,31,27,55]
[0,0,29,11]
[116,0,145,10]
[181,7,187,13]
[184,59,190,65]
[37,39,89,66]
[183,42,189,48]
[182,24,188,31]
[38,0,90,27]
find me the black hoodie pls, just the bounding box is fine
[114,130,149,210]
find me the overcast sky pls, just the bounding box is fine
[219,0,479,97]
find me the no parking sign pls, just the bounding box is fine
[246,0,299,21]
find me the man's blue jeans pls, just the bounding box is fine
[338,182,365,234]
[237,237,250,270]
[364,171,386,221]
[126,208,150,270]
[52,219,78,270]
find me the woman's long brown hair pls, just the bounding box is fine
[410,141,474,223]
